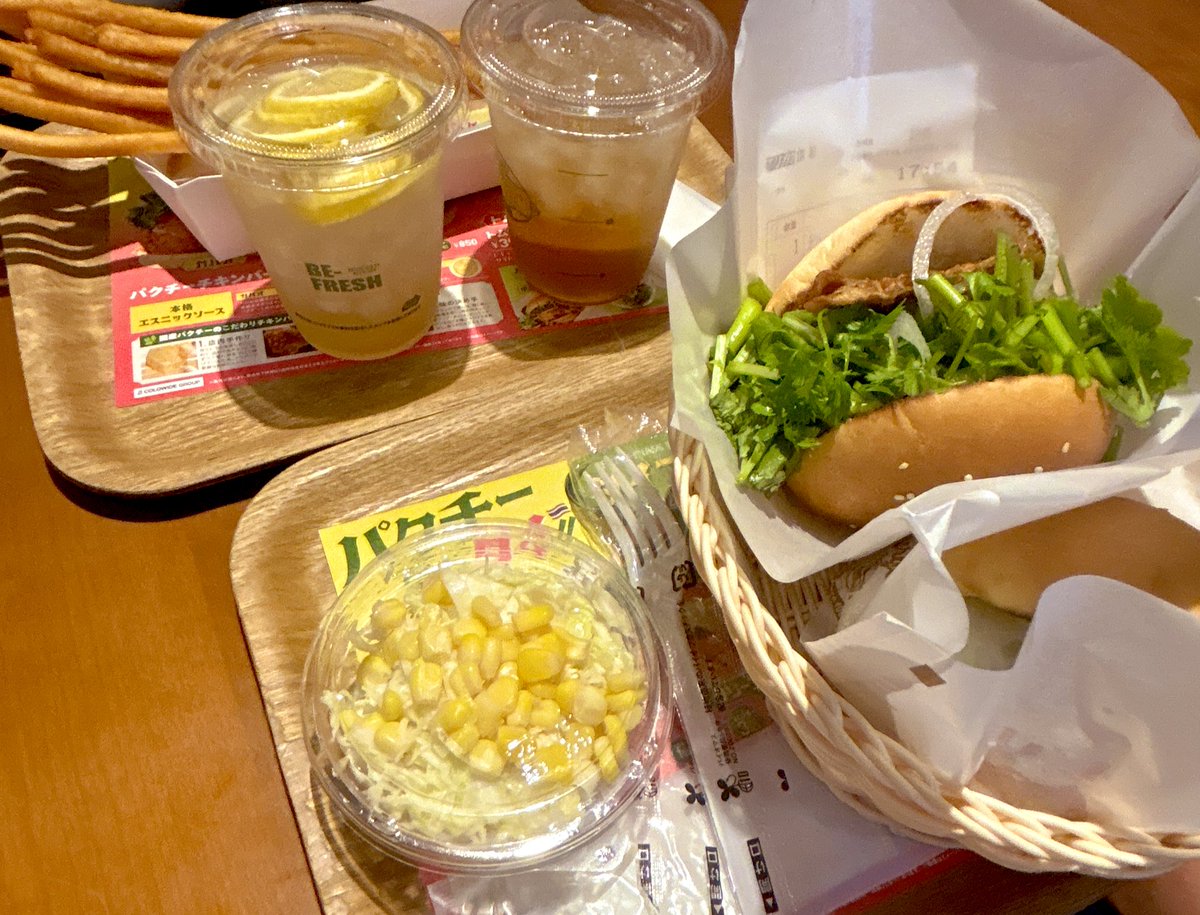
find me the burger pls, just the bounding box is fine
[708,190,1192,527]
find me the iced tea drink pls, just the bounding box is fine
[170,4,465,360]
[462,0,727,305]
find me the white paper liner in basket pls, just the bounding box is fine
[671,428,1200,876]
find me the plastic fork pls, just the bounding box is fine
[583,451,764,911]
[580,449,688,593]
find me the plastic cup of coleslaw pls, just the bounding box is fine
[301,519,671,873]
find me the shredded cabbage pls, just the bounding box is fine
[322,556,648,849]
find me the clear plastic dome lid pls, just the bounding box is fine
[461,0,728,123]
[301,520,671,873]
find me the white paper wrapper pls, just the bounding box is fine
[668,0,1200,833]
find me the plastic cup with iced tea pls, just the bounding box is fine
[461,0,726,305]
[170,3,465,361]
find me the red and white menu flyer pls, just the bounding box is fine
[106,158,670,407]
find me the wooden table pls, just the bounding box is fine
[2,1,1197,912]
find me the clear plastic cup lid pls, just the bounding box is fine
[461,0,728,122]
[170,3,465,175]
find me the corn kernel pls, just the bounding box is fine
[620,703,645,731]
[373,720,407,756]
[518,647,565,683]
[606,689,639,713]
[451,616,488,644]
[514,603,554,633]
[479,636,502,680]
[471,594,502,628]
[379,688,404,722]
[603,714,628,762]
[370,598,407,635]
[530,698,562,729]
[507,689,535,727]
[474,692,504,739]
[560,635,589,664]
[607,669,644,693]
[448,722,480,754]
[593,735,619,781]
[460,662,485,696]
[500,638,520,663]
[436,696,475,733]
[527,631,564,655]
[573,760,600,791]
[420,622,452,663]
[496,724,527,757]
[554,678,579,712]
[531,742,572,784]
[378,629,407,665]
[497,660,518,681]
[560,721,595,757]
[422,576,451,605]
[467,739,504,777]
[355,654,392,690]
[337,709,361,734]
[457,633,484,666]
[491,622,516,640]
[447,666,469,697]
[528,682,557,700]
[572,684,608,727]
[509,734,539,767]
[398,628,421,662]
[552,611,593,643]
[410,660,443,706]
[485,676,520,715]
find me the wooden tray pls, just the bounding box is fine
[0,123,727,497]
[228,402,646,913]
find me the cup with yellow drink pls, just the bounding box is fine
[170,4,466,361]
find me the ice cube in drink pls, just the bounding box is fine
[462,0,726,305]
[491,104,690,304]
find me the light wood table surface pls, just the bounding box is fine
[2,1,1198,912]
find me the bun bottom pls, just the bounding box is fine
[784,375,1112,527]
[943,497,1200,619]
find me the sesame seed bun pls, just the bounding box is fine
[784,374,1113,527]
[943,497,1200,619]
[769,191,1107,527]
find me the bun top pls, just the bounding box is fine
[943,497,1200,619]
[766,190,1044,315]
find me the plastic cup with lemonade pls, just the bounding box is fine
[170,3,465,361]
[461,0,726,305]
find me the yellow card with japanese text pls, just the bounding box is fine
[318,460,586,595]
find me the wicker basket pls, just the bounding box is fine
[671,427,1200,877]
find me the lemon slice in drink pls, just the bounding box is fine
[260,64,400,125]
[292,153,430,225]
[233,110,367,147]
[392,76,426,118]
